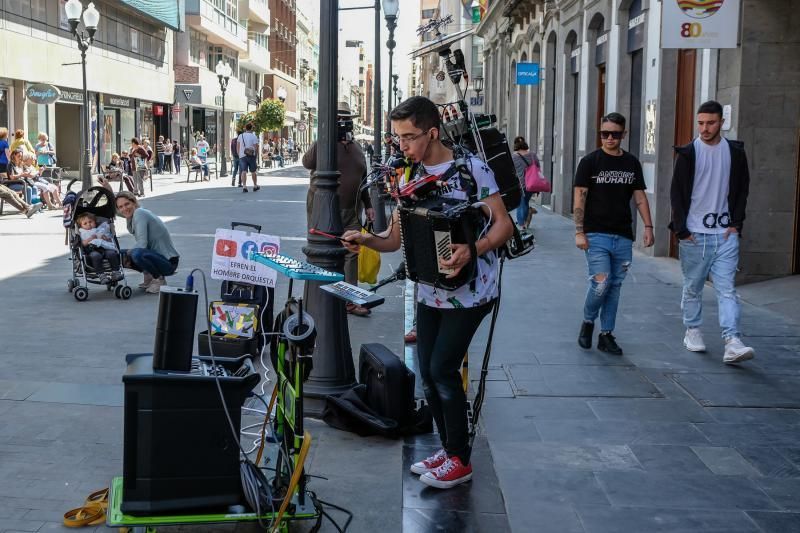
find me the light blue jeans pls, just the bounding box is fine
[583,233,633,333]
[679,232,741,339]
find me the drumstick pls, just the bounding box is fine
[309,228,347,242]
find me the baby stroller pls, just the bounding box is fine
[64,183,132,301]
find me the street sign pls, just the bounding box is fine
[516,63,539,85]
[297,121,307,132]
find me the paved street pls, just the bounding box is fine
[1,166,800,533]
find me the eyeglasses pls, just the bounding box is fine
[599,130,624,140]
[391,129,432,145]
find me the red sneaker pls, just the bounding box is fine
[419,456,472,489]
[409,448,447,475]
[404,328,417,343]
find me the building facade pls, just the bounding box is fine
[296,8,318,151]
[265,0,298,140]
[477,0,800,281]
[0,0,180,173]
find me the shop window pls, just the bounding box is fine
[0,88,10,129]
[26,104,48,146]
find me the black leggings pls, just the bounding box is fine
[416,301,494,465]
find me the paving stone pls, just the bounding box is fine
[587,398,712,423]
[494,468,610,508]
[671,373,800,408]
[694,422,800,447]
[0,519,44,532]
[533,419,710,446]
[628,445,712,474]
[736,447,800,478]
[745,511,800,533]
[481,397,598,422]
[490,441,641,472]
[508,365,661,399]
[402,509,510,533]
[596,471,779,510]
[779,448,800,469]
[575,505,760,533]
[691,446,763,476]
[706,407,800,425]
[25,383,123,408]
[754,478,800,511]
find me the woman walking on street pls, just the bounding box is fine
[510,136,539,231]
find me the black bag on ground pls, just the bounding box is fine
[322,343,432,437]
[358,343,416,428]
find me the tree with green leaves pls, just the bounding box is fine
[236,99,286,135]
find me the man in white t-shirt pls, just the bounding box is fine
[237,122,260,193]
[669,100,754,364]
[342,96,514,490]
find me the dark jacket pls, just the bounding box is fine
[669,139,750,239]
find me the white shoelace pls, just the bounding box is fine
[433,458,456,477]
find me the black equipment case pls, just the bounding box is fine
[358,344,416,428]
[461,127,521,212]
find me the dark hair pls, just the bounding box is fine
[600,112,626,129]
[389,96,441,133]
[130,137,140,145]
[513,136,529,151]
[245,123,254,131]
[697,100,723,117]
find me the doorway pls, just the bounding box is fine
[596,66,606,148]
[670,49,697,258]
[55,103,82,174]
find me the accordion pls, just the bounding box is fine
[398,196,485,291]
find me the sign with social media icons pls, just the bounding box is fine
[211,228,281,287]
[661,0,741,49]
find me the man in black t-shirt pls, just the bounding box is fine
[573,112,654,355]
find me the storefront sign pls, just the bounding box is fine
[103,94,134,108]
[661,0,741,49]
[153,105,164,116]
[26,84,60,105]
[515,63,540,85]
[58,87,85,104]
[595,32,608,65]
[627,11,646,52]
[211,229,280,287]
[175,84,201,104]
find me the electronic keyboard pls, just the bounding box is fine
[321,281,385,309]
[251,253,344,282]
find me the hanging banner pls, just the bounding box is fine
[211,229,280,287]
[661,0,741,49]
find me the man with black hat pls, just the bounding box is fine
[303,101,375,316]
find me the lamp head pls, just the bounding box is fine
[473,76,484,93]
[382,0,399,17]
[83,2,100,30]
[277,86,288,102]
[64,0,82,22]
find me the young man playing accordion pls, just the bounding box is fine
[343,96,513,489]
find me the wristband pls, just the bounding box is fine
[645,225,653,229]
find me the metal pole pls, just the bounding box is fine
[369,0,388,232]
[220,79,228,177]
[302,0,355,416]
[81,46,92,190]
[387,19,395,134]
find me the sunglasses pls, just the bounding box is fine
[599,131,624,140]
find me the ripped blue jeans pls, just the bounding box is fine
[679,232,740,339]
[583,233,633,333]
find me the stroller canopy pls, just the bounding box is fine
[71,186,118,224]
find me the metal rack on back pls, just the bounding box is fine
[251,252,343,521]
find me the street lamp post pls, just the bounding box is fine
[302,1,354,416]
[392,73,399,108]
[383,0,399,132]
[64,0,99,190]
[215,60,232,177]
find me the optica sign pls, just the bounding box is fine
[516,63,540,85]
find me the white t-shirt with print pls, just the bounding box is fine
[412,156,500,310]
[687,137,731,235]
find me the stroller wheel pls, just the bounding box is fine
[67,279,75,293]
[74,287,89,302]
[120,286,133,300]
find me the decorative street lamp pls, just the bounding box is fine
[64,0,99,190]
[383,0,399,131]
[397,88,403,106]
[472,75,484,105]
[276,86,287,103]
[302,1,354,415]
[215,60,232,177]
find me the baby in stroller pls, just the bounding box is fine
[76,212,121,284]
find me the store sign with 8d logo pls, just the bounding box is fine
[661,0,740,49]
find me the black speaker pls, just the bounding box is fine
[467,127,522,212]
[152,287,198,372]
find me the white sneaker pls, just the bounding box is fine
[683,328,706,352]
[145,277,166,294]
[138,272,154,289]
[723,337,755,364]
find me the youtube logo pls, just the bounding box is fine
[216,239,237,257]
